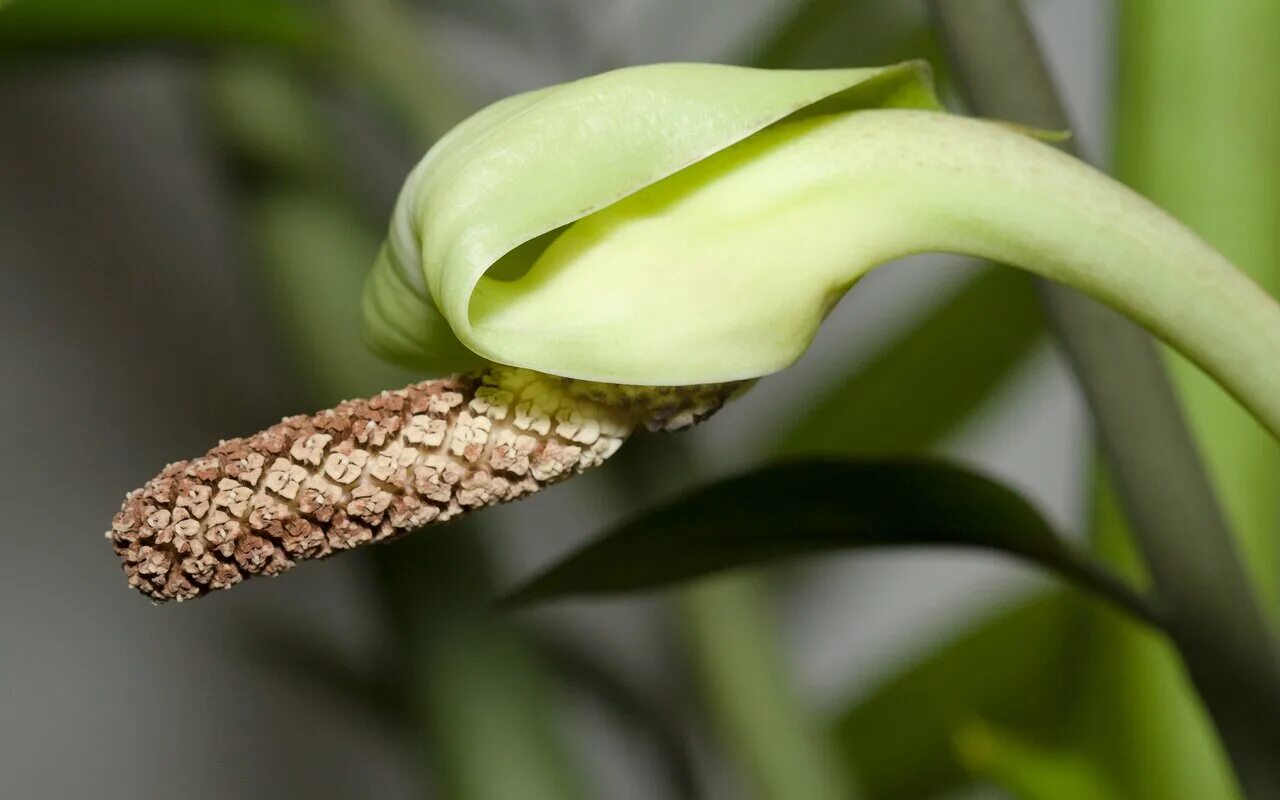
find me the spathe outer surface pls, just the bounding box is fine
[364,61,939,381]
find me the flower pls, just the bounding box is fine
[111,61,1280,602]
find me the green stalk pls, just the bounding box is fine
[710,105,1280,441]
[926,1,1280,796]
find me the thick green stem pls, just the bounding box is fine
[926,2,1280,796]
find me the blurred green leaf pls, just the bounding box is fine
[241,599,702,799]
[207,56,342,187]
[834,593,1082,799]
[332,0,469,144]
[779,265,1044,457]
[744,0,933,71]
[245,190,415,401]
[0,0,330,57]
[505,459,1154,625]
[1071,479,1242,800]
[782,267,1067,800]
[954,719,1123,800]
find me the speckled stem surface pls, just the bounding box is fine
[108,367,739,603]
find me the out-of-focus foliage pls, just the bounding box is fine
[833,594,1083,799]
[765,241,1061,800]
[0,0,331,57]
[745,0,933,70]
[1063,1,1280,799]
[954,719,1123,800]
[1071,482,1240,800]
[207,57,343,188]
[248,191,414,400]
[676,572,852,800]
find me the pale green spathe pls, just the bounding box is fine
[363,61,938,377]
[365,61,1280,442]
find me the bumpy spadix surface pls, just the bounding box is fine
[109,369,737,602]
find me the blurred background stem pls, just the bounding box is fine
[928,1,1280,797]
[1113,0,1280,610]
[1073,1,1280,798]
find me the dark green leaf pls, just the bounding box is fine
[505,459,1153,623]
[0,0,330,58]
[779,265,1044,457]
